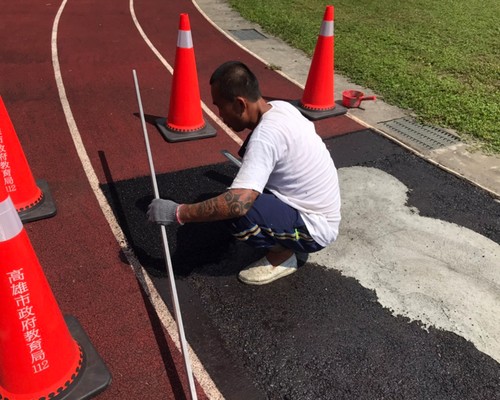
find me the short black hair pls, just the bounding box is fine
[210,61,261,102]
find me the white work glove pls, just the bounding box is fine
[147,199,183,226]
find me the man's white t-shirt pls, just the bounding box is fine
[230,100,341,247]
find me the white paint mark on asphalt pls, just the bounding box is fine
[52,1,224,399]
[311,167,500,363]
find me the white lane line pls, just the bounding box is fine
[52,1,224,399]
[129,0,242,147]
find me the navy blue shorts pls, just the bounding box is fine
[225,192,324,253]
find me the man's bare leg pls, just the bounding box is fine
[266,245,294,266]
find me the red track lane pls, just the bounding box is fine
[1,0,364,398]
[55,0,240,183]
[54,0,362,183]
[2,2,206,399]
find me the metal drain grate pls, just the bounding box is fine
[229,29,267,40]
[380,117,460,151]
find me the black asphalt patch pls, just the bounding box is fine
[101,129,500,400]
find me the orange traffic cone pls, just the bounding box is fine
[0,96,57,223]
[294,5,347,120]
[0,184,111,399]
[155,13,216,142]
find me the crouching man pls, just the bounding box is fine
[148,61,341,285]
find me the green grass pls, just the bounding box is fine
[227,0,500,153]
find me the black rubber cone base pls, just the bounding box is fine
[19,179,57,224]
[55,315,112,399]
[290,100,347,120]
[155,117,217,143]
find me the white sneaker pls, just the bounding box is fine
[238,254,298,285]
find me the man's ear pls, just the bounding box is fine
[234,96,247,115]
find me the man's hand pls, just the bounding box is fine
[147,199,182,226]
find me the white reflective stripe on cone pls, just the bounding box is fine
[0,196,23,242]
[320,21,334,37]
[177,30,193,49]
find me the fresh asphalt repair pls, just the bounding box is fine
[102,128,500,399]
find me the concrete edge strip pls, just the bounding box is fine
[350,115,500,200]
[52,1,224,399]
[191,0,306,90]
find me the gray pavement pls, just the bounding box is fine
[194,0,500,200]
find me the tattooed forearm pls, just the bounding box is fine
[225,190,256,216]
[179,189,259,223]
